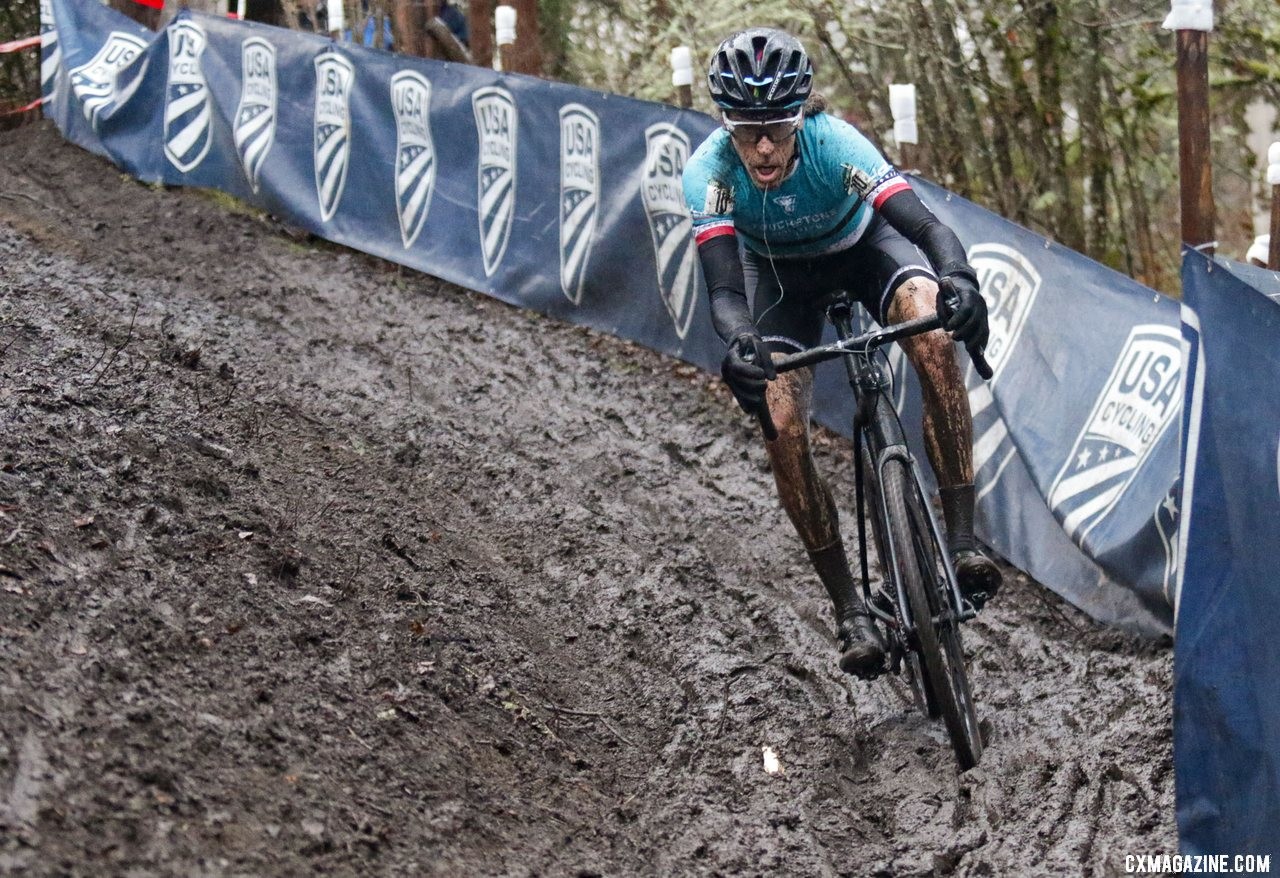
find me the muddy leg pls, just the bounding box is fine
[887,277,1001,601]
[763,364,859,622]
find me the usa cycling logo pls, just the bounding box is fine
[473,87,517,277]
[234,38,277,194]
[642,123,698,340]
[558,104,599,305]
[39,0,59,103]
[164,21,211,173]
[1048,324,1182,546]
[69,31,147,130]
[313,53,354,223]
[391,71,436,249]
[966,243,1043,499]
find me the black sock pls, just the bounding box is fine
[939,484,976,555]
[807,542,861,623]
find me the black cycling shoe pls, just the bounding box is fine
[952,547,1003,609]
[837,612,886,679]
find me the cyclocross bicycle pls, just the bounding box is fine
[756,280,994,770]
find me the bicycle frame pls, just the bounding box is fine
[764,288,990,768]
[771,294,976,635]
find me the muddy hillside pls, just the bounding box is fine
[0,121,1175,876]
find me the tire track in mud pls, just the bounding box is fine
[1,121,1174,875]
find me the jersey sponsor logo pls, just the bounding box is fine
[1048,324,1182,546]
[164,21,211,173]
[558,103,598,305]
[842,164,872,197]
[966,242,1044,499]
[473,86,517,277]
[39,0,60,103]
[642,123,698,340]
[313,52,354,223]
[69,31,147,131]
[704,180,733,216]
[773,194,797,214]
[391,71,436,249]
[234,37,277,194]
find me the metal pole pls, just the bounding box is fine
[1268,142,1280,270]
[1164,0,1215,253]
[670,47,693,109]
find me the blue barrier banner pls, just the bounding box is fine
[1216,256,1280,302]
[1175,249,1280,856]
[41,0,1181,635]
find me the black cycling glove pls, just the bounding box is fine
[936,274,990,350]
[721,333,776,413]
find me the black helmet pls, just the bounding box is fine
[707,28,813,113]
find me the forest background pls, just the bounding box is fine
[3,0,1278,293]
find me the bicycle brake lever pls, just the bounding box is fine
[939,278,994,381]
[756,404,778,442]
[968,343,994,380]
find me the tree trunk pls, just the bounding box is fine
[391,0,437,58]
[468,0,493,68]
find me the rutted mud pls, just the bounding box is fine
[0,122,1174,876]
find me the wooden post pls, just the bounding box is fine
[670,47,693,109]
[468,0,493,68]
[1165,0,1215,253]
[1268,142,1280,271]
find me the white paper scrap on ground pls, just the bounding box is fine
[762,746,783,775]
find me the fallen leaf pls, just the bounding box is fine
[238,531,253,540]
[74,515,95,528]
[375,708,398,721]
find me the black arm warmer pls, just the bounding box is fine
[877,188,977,282]
[697,234,756,344]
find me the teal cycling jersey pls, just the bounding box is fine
[682,112,911,259]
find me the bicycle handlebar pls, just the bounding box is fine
[752,309,993,439]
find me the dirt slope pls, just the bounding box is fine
[0,121,1175,876]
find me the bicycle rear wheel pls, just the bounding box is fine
[880,457,983,770]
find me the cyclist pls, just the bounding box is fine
[683,27,1002,677]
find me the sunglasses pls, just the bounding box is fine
[722,109,803,145]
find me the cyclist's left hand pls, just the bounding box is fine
[937,275,989,350]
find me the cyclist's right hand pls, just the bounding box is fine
[722,332,777,412]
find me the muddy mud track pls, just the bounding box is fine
[0,122,1174,876]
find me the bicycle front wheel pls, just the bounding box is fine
[880,457,983,771]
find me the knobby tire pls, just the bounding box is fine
[881,458,983,770]
[861,444,940,720]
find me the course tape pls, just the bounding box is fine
[0,35,42,53]
[1,96,45,117]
